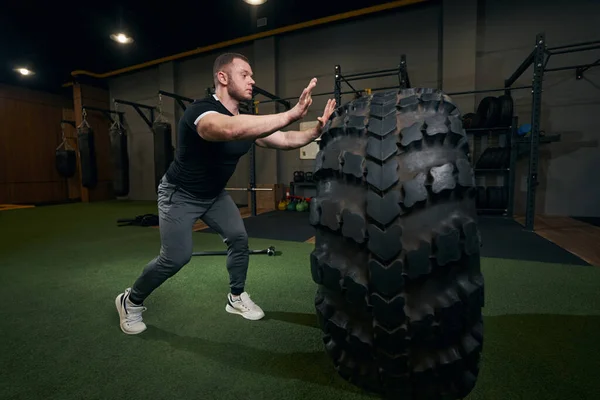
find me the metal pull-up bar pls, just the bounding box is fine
[157,90,193,112]
[506,37,600,87]
[333,54,410,105]
[112,99,156,129]
[81,105,125,125]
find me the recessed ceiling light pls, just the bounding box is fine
[110,33,134,44]
[243,0,267,5]
[14,67,34,76]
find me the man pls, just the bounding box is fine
[115,52,336,335]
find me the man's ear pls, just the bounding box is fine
[217,71,228,86]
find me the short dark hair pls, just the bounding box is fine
[213,52,250,85]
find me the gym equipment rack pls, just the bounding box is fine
[505,33,599,230]
[434,32,600,230]
[254,54,411,107]
[333,54,411,106]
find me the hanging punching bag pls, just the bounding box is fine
[109,124,130,197]
[55,148,77,178]
[152,121,174,190]
[55,122,77,178]
[77,124,98,188]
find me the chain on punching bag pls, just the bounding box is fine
[55,122,77,178]
[108,113,130,197]
[152,93,174,191]
[77,109,98,188]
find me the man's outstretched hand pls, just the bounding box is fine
[289,78,317,121]
[316,98,337,134]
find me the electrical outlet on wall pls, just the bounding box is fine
[299,121,320,160]
[300,142,319,159]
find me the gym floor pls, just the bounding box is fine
[1,201,599,400]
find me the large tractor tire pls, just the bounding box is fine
[309,88,484,399]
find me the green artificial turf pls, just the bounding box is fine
[1,201,599,400]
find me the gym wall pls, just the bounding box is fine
[0,84,74,204]
[104,0,600,217]
[275,3,440,189]
[109,67,162,201]
[474,0,600,217]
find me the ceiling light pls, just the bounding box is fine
[110,33,134,44]
[243,0,267,5]
[14,67,34,76]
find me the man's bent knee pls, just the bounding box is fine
[225,231,248,251]
[158,250,192,273]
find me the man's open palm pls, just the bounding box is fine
[292,78,317,120]
[317,98,337,130]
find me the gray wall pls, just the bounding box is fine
[276,3,441,187]
[475,0,600,217]
[108,0,600,217]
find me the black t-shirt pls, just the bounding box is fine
[164,95,254,198]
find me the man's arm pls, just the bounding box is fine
[197,112,293,142]
[256,98,337,150]
[197,78,317,142]
[255,127,320,150]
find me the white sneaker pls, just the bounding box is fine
[225,292,265,320]
[115,288,147,334]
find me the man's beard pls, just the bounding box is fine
[228,79,250,101]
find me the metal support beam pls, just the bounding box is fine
[82,105,124,125]
[399,54,410,89]
[437,0,444,90]
[341,72,400,83]
[252,86,291,110]
[448,85,531,96]
[157,90,193,111]
[334,65,342,107]
[340,75,361,98]
[576,58,600,79]
[547,39,600,51]
[524,32,546,232]
[546,44,600,56]
[343,68,398,79]
[545,60,600,72]
[505,49,535,88]
[113,99,156,129]
[61,119,76,128]
[507,116,519,218]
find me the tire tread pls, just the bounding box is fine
[311,88,484,399]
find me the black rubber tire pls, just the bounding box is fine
[497,94,513,127]
[461,113,480,129]
[476,186,487,209]
[476,96,501,128]
[310,88,484,399]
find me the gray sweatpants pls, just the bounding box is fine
[129,176,249,304]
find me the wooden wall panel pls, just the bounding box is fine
[0,84,74,205]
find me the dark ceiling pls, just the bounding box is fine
[0,0,411,94]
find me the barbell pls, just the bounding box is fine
[225,187,273,191]
[192,246,276,257]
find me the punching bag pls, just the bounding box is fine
[109,124,130,197]
[77,125,98,188]
[55,148,77,178]
[152,121,174,190]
